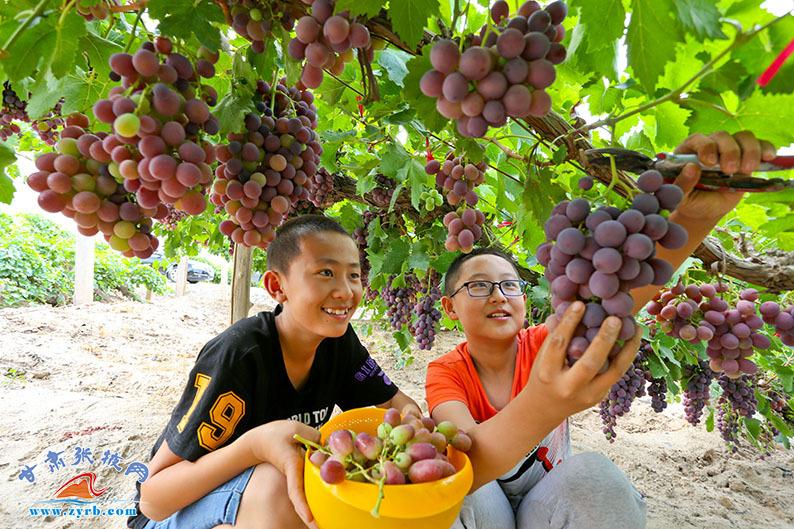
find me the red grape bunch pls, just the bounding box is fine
[213,79,322,249]
[537,169,687,366]
[681,359,715,426]
[426,151,488,253]
[159,204,189,231]
[759,300,794,347]
[599,354,646,442]
[26,124,163,258]
[419,1,568,137]
[309,167,335,208]
[411,272,443,350]
[226,0,301,53]
[288,0,374,89]
[295,406,472,516]
[716,396,741,448]
[90,39,220,219]
[370,174,395,207]
[649,281,723,342]
[425,152,486,207]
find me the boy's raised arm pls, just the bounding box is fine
[454,303,641,492]
[139,420,320,525]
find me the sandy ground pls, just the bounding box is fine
[1,284,792,529]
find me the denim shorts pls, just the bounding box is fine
[142,467,255,529]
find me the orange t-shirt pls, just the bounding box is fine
[425,325,549,422]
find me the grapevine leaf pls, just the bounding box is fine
[0,142,16,204]
[673,0,727,40]
[653,104,691,150]
[334,0,386,19]
[571,0,625,53]
[2,18,56,82]
[743,417,761,440]
[147,0,225,51]
[381,239,410,275]
[400,157,426,211]
[214,85,256,136]
[705,408,714,432]
[457,138,485,164]
[49,11,87,78]
[378,49,411,87]
[79,32,122,80]
[388,0,438,49]
[59,73,112,115]
[403,51,448,132]
[26,73,62,119]
[686,91,794,149]
[408,242,430,270]
[380,143,410,180]
[626,0,682,93]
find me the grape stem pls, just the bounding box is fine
[292,433,326,453]
[1,0,51,54]
[124,8,145,53]
[484,136,528,162]
[567,13,789,137]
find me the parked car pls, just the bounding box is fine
[139,250,215,283]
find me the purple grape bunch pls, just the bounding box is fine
[383,275,420,330]
[412,274,443,350]
[707,288,770,377]
[716,396,741,449]
[537,169,687,367]
[599,356,646,442]
[309,167,335,208]
[682,360,715,426]
[419,1,568,136]
[648,282,723,343]
[759,300,794,347]
[638,341,667,413]
[717,374,758,418]
[1,81,28,141]
[226,0,299,53]
[159,204,189,231]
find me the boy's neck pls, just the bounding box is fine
[465,335,519,377]
[274,310,322,363]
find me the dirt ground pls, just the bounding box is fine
[1,284,792,529]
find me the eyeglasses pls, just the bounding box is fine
[449,279,528,298]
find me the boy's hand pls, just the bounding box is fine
[672,130,777,221]
[254,420,320,527]
[532,302,642,420]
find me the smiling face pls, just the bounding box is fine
[266,230,363,340]
[441,254,527,343]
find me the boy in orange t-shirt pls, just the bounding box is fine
[426,131,776,529]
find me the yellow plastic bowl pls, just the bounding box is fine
[304,407,473,529]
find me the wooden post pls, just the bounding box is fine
[175,256,189,297]
[73,235,95,305]
[230,245,253,324]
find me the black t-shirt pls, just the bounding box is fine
[128,306,398,528]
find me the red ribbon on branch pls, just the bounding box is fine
[757,37,794,87]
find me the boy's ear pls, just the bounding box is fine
[263,270,287,303]
[440,296,459,320]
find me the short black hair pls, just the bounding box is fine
[443,247,522,296]
[266,214,352,274]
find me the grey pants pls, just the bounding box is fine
[451,452,646,529]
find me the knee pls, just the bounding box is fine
[236,463,305,529]
[556,452,637,498]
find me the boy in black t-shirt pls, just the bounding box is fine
[129,215,420,529]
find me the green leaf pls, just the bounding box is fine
[686,91,794,149]
[381,239,410,275]
[759,214,794,234]
[705,407,714,432]
[572,0,625,53]
[408,242,430,270]
[401,157,427,211]
[50,11,87,78]
[0,142,16,204]
[653,104,691,149]
[380,143,410,179]
[2,18,56,82]
[335,0,386,19]
[673,0,727,40]
[214,85,256,135]
[388,0,438,49]
[743,416,761,440]
[59,73,112,114]
[26,73,62,119]
[147,0,225,50]
[378,49,411,87]
[79,32,122,80]
[626,0,682,92]
[403,51,448,132]
[457,138,485,164]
